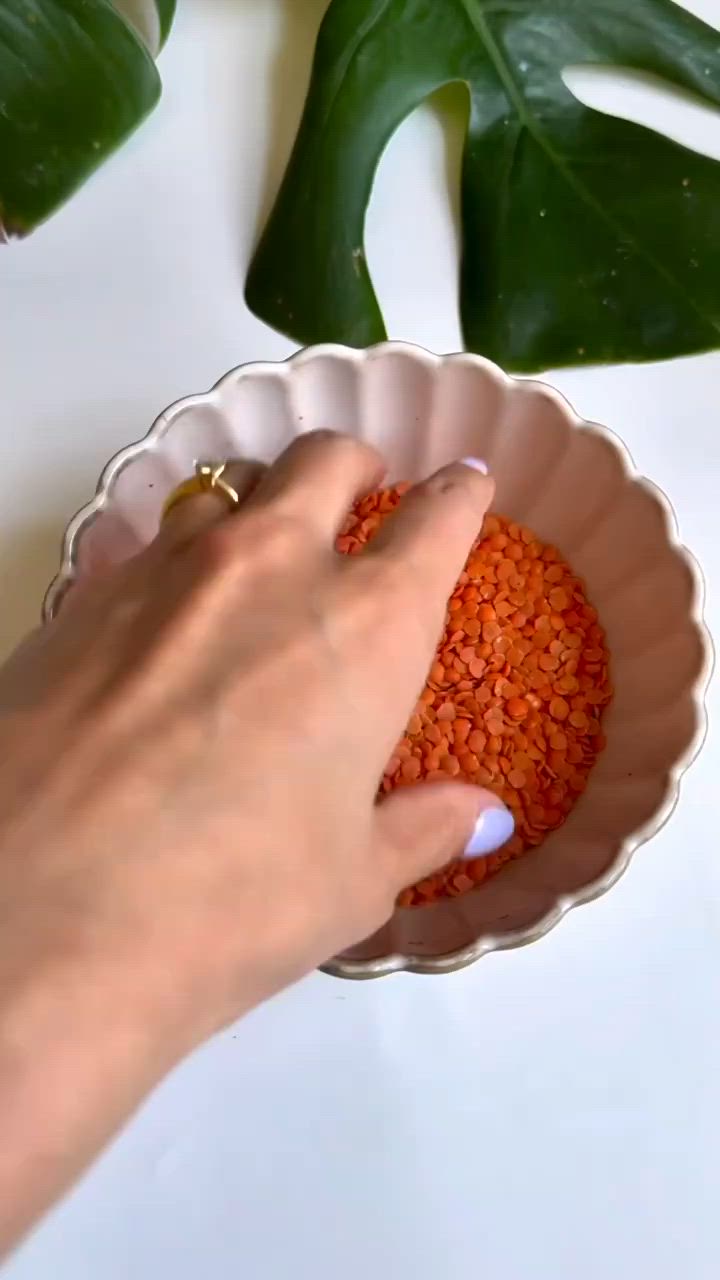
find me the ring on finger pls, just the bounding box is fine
[162,462,241,524]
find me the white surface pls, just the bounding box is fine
[2,1,719,1275]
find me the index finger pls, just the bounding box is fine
[368,458,495,604]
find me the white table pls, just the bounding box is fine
[3,2,719,1276]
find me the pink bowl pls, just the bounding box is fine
[45,343,713,978]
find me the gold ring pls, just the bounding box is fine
[162,462,241,523]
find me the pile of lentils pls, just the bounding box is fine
[337,485,613,907]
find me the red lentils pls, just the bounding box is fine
[338,489,613,906]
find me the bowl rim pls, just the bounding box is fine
[43,341,715,979]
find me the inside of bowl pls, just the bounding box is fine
[334,368,706,965]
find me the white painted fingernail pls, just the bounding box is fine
[459,457,489,474]
[463,801,515,859]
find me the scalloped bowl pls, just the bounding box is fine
[45,344,712,978]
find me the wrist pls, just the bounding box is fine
[0,912,191,1251]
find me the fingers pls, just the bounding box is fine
[245,431,386,541]
[159,433,385,554]
[375,782,514,892]
[368,458,495,606]
[158,459,267,550]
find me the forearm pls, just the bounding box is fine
[0,441,500,1253]
[0,923,184,1256]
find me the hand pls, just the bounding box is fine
[0,432,510,1248]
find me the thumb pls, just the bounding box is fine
[376,782,515,892]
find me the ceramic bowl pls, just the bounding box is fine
[45,343,712,978]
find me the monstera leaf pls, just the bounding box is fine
[0,0,174,238]
[246,0,720,370]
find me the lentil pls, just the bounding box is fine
[338,489,613,906]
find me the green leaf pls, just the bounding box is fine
[0,0,161,238]
[246,0,720,371]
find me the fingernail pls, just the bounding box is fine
[463,801,514,859]
[459,457,489,475]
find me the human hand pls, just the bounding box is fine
[1,431,511,1026]
[0,432,511,1246]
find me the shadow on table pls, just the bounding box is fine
[0,520,64,660]
[0,396,156,663]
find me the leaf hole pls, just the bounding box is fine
[114,0,161,55]
[364,83,470,348]
[563,64,720,163]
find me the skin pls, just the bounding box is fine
[0,431,501,1253]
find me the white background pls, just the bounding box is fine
[3,1,720,1275]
